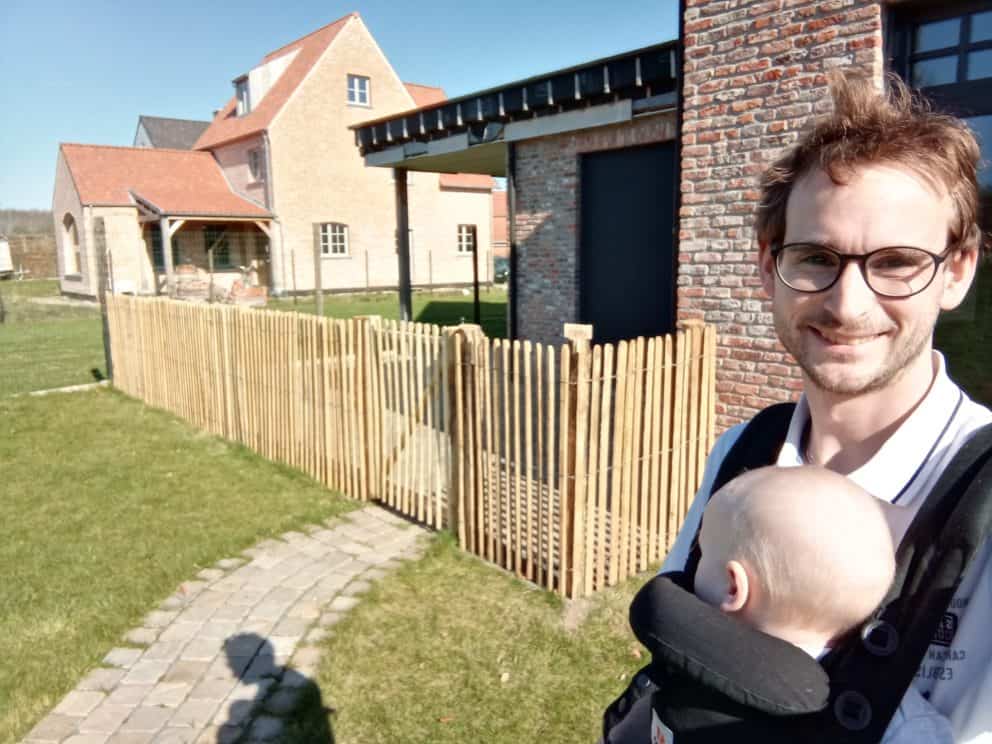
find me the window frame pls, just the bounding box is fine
[888,1,992,116]
[347,74,371,107]
[320,222,350,257]
[248,148,265,182]
[457,224,477,255]
[235,77,251,116]
[204,226,234,270]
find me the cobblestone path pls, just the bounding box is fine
[23,505,429,744]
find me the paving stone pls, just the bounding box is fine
[144,682,191,708]
[241,652,281,683]
[196,568,225,582]
[198,620,239,640]
[286,601,321,620]
[25,713,82,742]
[65,734,111,744]
[205,655,250,682]
[177,581,208,599]
[159,596,186,612]
[143,611,179,629]
[158,623,202,644]
[236,619,274,637]
[121,706,172,733]
[262,685,305,716]
[248,715,285,741]
[122,660,171,686]
[193,591,231,609]
[161,660,209,685]
[55,691,107,717]
[189,678,236,702]
[106,733,155,744]
[197,724,241,744]
[78,668,127,692]
[104,648,143,669]
[247,602,289,622]
[317,612,343,628]
[336,540,374,556]
[305,626,330,644]
[175,606,214,624]
[272,617,310,637]
[291,646,323,669]
[341,579,372,597]
[267,636,298,657]
[329,596,359,613]
[280,530,308,543]
[142,641,186,662]
[209,605,248,622]
[125,628,159,646]
[363,566,390,582]
[168,697,220,729]
[152,727,197,743]
[214,558,244,571]
[80,705,134,734]
[107,685,153,706]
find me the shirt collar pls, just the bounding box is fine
[777,352,959,505]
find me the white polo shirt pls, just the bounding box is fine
[661,353,992,743]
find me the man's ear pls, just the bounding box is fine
[939,245,979,311]
[758,240,776,299]
[721,560,750,614]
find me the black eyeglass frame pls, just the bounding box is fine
[770,242,951,298]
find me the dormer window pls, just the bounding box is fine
[347,74,370,106]
[235,77,251,116]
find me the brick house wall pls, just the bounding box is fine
[677,0,885,431]
[514,112,678,346]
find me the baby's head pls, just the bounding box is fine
[694,466,895,648]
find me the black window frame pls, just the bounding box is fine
[149,224,180,272]
[204,226,233,269]
[887,0,992,117]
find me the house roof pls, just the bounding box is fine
[194,13,356,150]
[60,143,270,218]
[404,83,446,108]
[136,116,211,149]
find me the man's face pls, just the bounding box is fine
[759,164,976,396]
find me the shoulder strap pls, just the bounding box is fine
[683,402,795,583]
[819,422,992,743]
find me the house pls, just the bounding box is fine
[133,116,211,150]
[53,12,493,301]
[351,0,992,429]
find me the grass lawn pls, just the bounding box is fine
[0,280,105,397]
[286,536,647,744]
[0,388,353,743]
[269,288,509,339]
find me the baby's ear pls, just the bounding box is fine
[721,560,750,614]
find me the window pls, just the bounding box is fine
[235,77,251,116]
[205,226,233,269]
[320,223,349,256]
[149,224,180,272]
[347,74,370,106]
[894,5,992,91]
[62,213,80,276]
[248,148,265,181]
[457,224,477,254]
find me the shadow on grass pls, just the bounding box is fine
[222,633,335,743]
[416,300,506,339]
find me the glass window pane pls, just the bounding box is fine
[967,49,992,81]
[971,10,992,42]
[914,18,961,52]
[912,56,959,87]
[935,114,992,407]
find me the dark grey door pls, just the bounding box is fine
[579,142,676,344]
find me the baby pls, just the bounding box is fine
[603,465,951,744]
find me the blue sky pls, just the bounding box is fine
[0,1,679,210]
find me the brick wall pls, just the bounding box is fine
[6,234,57,278]
[677,0,885,431]
[514,112,678,346]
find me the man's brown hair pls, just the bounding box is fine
[756,71,986,256]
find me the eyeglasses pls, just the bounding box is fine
[771,243,950,298]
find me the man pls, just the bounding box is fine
[623,73,991,741]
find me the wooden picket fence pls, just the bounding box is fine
[106,295,715,598]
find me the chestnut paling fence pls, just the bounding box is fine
[106,295,716,598]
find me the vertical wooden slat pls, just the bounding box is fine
[638,338,655,572]
[620,339,642,580]
[511,340,522,576]
[584,345,602,594]
[609,341,628,587]
[484,338,497,564]
[648,336,664,564]
[499,339,510,570]
[523,341,534,582]
[595,344,614,591]
[535,343,546,588]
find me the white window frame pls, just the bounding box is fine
[235,78,251,116]
[347,74,370,106]
[248,148,264,181]
[320,223,349,257]
[457,224,477,254]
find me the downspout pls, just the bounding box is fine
[263,131,285,296]
[672,2,687,332]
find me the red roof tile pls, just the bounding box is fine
[440,173,494,190]
[194,13,355,150]
[404,82,447,108]
[61,144,270,217]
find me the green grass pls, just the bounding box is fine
[0,389,353,744]
[285,535,647,744]
[0,280,105,396]
[269,288,508,339]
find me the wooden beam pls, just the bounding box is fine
[394,168,412,322]
[160,216,176,297]
[253,220,272,238]
[165,219,185,239]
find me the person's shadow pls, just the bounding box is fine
[221,633,335,743]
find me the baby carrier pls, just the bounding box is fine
[603,403,992,743]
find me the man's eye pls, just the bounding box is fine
[795,250,836,267]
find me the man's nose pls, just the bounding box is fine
[821,260,876,322]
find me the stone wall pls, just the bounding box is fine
[677,0,885,430]
[6,234,57,278]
